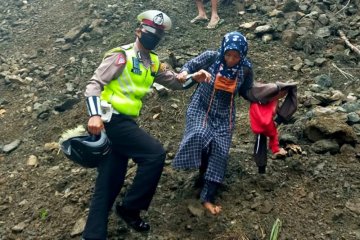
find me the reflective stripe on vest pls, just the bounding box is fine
[100,45,159,116]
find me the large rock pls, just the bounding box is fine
[281,30,299,47]
[311,139,339,154]
[304,114,358,145]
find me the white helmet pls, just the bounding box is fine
[137,10,172,31]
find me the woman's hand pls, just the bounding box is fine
[87,115,104,135]
[176,71,188,83]
[192,69,211,83]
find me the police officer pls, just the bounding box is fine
[82,10,210,240]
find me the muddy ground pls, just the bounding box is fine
[0,0,360,239]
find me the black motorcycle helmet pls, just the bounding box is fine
[61,131,111,168]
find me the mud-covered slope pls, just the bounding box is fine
[0,0,360,239]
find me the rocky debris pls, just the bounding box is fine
[0,52,86,123]
[311,139,340,154]
[2,139,21,153]
[64,21,91,43]
[70,217,86,237]
[0,0,359,239]
[304,114,357,143]
[26,155,39,167]
[238,0,360,60]
[187,203,205,217]
[11,221,26,233]
[345,198,360,215]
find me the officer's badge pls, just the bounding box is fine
[131,57,142,75]
[153,13,164,27]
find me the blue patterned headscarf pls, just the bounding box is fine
[214,31,252,80]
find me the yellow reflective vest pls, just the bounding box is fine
[100,44,160,117]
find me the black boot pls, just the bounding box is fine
[258,165,266,174]
[115,205,150,232]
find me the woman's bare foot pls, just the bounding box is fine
[203,202,222,215]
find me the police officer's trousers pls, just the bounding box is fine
[83,113,166,240]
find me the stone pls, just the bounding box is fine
[3,139,21,153]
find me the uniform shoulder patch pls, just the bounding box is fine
[115,53,126,66]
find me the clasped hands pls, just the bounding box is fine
[177,69,211,84]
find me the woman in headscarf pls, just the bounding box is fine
[173,31,253,214]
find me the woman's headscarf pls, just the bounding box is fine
[214,31,252,80]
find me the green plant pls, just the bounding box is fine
[270,218,282,240]
[39,208,49,220]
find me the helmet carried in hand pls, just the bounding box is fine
[61,131,111,168]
